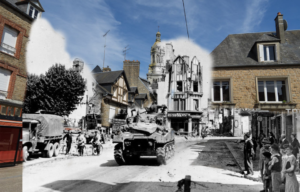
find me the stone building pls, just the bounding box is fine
[92,68,130,129]
[210,12,300,140]
[123,60,155,108]
[166,55,203,135]
[0,0,44,166]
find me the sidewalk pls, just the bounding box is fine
[0,164,22,192]
[225,140,300,183]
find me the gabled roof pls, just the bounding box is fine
[129,87,139,94]
[15,0,45,12]
[2,0,34,21]
[91,65,102,73]
[135,93,148,100]
[93,70,131,90]
[211,30,300,67]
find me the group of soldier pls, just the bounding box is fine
[63,130,105,156]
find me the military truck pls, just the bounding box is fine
[113,106,175,165]
[84,114,102,143]
[22,113,64,161]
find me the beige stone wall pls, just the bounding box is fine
[12,76,26,101]
[101,99,127,128]
[212,66,300,109]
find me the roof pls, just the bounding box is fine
[15,0,45,12]
[2,0,34,21]
[211,30,300,67]
[129,87,139,94]
[135,93,148,100]
[93,70,131,90]
[91,65,102,73]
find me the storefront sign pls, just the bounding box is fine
[167,113,189,118]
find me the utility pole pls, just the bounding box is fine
[103,30,110,69]
[123,45,130,61]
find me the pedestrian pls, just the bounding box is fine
[280,144,289,191]
[91,131,101,155]
[282,145,299,192]
[269,144,282,192]
[76,132,86,156]
[269,132,276,145]
[279,134,289,148]
[259,130,266,148]
[259,138,271,192]
[290,133,299,159]
[262,151,272,192]
[252,136,258,160]
[63,130,72,155]
[243,132,254,175]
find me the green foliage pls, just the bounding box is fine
[24,64,86,116]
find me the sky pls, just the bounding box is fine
[38,0,300,79]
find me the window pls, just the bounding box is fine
[113,87,117,97]
[0,26,18,56]
[28,5,39,19]
[0,68,11,99]
[177,81,183,92]
[258,80,287,102]
[212,81,230,102]
[193,99,198,111]
[123,91,127,101]
[14,108,21,117]
[174,99,185,111]
[259,44,276,62]
[1,105,7,115]
[193,82,198,92]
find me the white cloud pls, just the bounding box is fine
[241,0,269,33]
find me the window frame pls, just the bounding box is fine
[173,99,186,111]
[211,79,231,103]
[256,76,291,103]
[0,16,27,59]
[257,42,280,62]
[27,4,40,19]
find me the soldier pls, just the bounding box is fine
[91,131,101,155]
[63,130,72,155]
[76,132,86,156]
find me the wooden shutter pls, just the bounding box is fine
[259,44,264,62]
[0,68,11,92]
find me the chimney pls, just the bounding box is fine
[123,60,140,87]
[182,55,190,67]
[275,12,285,43]
[103,65,111,72]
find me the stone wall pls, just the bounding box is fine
[212,66,300,109]
[101,99,127,128]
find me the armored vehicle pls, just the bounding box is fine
[22,113,64,161]
[113,106,175,165]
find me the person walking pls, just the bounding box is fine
[244,133,254,175]
[269,144,282,192]
[290,133,299,159]
[91,131,101,155]
[76,132,86,156]
[63,130,72,155]
[283,145,299,192]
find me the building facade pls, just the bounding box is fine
[0,0,44,166]
[166,55,203,135]
[210,12,300,140]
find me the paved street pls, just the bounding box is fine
[0,164,22,192]
[23,137,262,192]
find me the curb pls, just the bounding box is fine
[224,141,262,183]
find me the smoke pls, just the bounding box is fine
[26,18,95,121]
[161,37,212,108]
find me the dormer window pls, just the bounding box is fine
[258,43,279,62]
[28,5,39,19]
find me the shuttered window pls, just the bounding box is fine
[0,26,18,56]
[0,68,11,94]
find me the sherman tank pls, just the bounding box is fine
[112,105,175,165]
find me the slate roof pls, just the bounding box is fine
[91,65,102,73]
[211,30,300,67]
[2,0,34,20]
[129,87,139,94]
[93,70,131,90]
[135,93,148,100]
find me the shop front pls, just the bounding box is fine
[0,104,23,167]
[167,111,202,136]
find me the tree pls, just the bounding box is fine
[24,64,86,116]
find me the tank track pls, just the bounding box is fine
[156,141,175,165]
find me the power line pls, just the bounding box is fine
[181,0,189,40]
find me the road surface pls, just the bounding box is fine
[23,138,263,192]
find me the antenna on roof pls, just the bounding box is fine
[123,45,130,61]
[103,30,110,69]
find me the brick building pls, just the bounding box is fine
[0,0,44,166]
[210,13,300,140]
